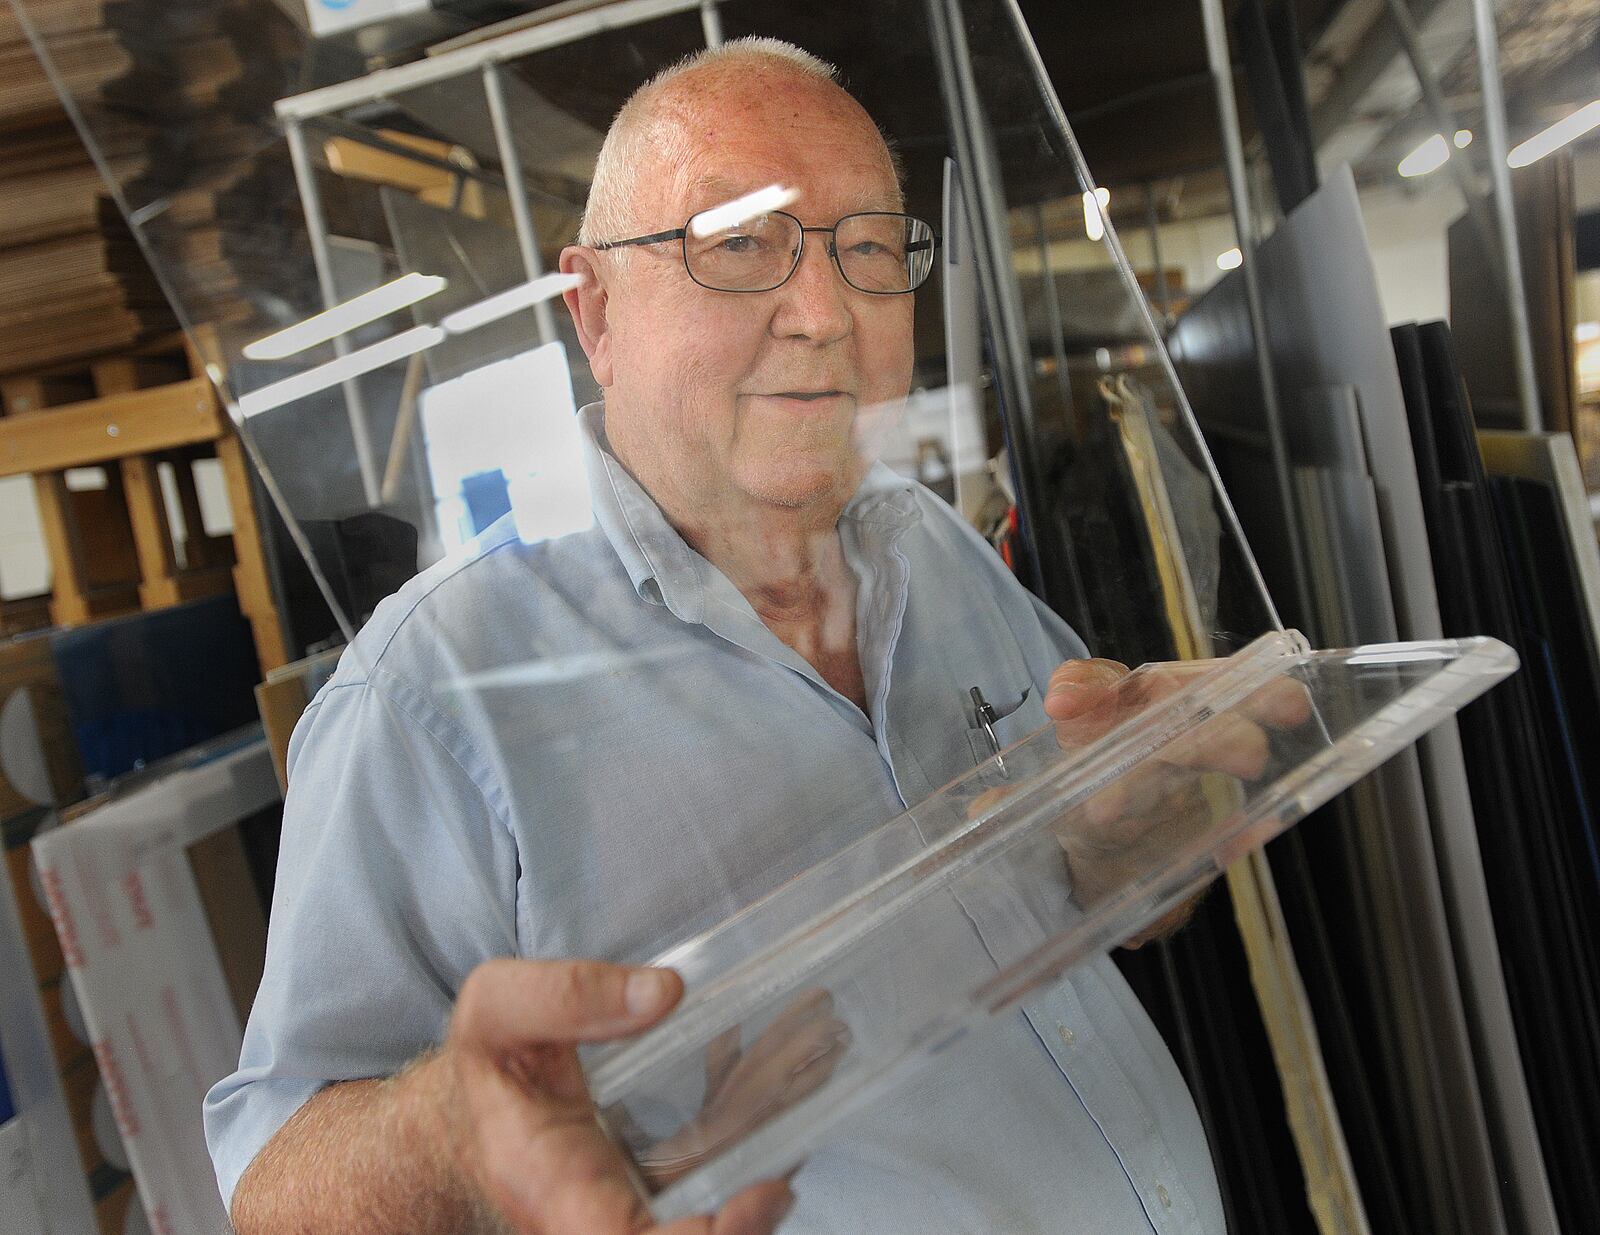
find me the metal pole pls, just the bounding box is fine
[283,117,383,506]
[699,0,723,47]
[925,0,1051,604]
[1199,0,1314,629]
[1381,0,1503,290]
[1469,0,1541,431]
[1031,205,1075,417]
[1142,183,1171,326]
[482,62,557,345]
[277,0,715,122]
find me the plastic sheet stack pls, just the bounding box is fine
[1392,319,1600,1233]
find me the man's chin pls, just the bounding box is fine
[737,465,858,512]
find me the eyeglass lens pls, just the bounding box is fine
[684,212,934,293]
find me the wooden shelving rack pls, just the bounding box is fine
[0,331,290,671]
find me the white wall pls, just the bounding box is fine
[1356,179,1464,327]
[0,475,49,600]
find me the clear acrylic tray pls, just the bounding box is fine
[583,630,1517,1219]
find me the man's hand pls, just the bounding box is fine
[442,958,795,1234]
[636,990,850,1190]
[1043,657,1312,944]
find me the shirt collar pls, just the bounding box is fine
[577,402,921,621]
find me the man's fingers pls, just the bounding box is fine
[454,958,684,1055]
[663,1179,792,1235]
[1167,711,1271,780]
[461,1052,650,1235]
[1239,676,1314,729]
[761,988,833,1040]
[705,1026,742,1098]
[709,1179,797,1235]
[1044,658,1130,722]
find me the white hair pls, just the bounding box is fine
[578,37,895,245]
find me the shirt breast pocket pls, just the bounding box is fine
[965,684,1046,766]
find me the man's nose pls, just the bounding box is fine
[770,234,853,344]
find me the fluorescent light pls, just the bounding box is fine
[1453,129,1473,148]
[1082,187,1110,242]
[1216,247,1242,271]
[237,325,443,419]
[1509,99,1600,168]
[1576,321,1600,343]
[1346,647,1450,666]
[688,184,800,237]
[243,272,446,360]
[440,273,581,335]
[1399,133,1451,178]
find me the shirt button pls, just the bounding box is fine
[1056,1023,1075,1047]
[1157,1184,1172,1209]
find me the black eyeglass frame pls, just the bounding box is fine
[591,209,941,295]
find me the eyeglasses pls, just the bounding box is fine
[592,209,939,295]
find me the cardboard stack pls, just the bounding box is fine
[0,0,172,375]
[3,0,330,382]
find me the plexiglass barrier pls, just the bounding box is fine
[12,0,1307,975]
[13,0,1277,663]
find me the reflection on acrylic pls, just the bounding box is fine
[418,341,588,549]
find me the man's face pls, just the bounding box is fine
[564,73,917,523]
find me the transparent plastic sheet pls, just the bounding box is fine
[587,631,1516,1218]
[7,0,1515,1229]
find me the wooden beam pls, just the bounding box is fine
[90,357,183,611]
[0,374,95,415]
[33,472,90,626]
[323,134,456,196]
[0,377,226,477]
[120,454,181,608]
[323,131,485,218]
[216,433,291,671]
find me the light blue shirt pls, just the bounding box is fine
[205,405,1224,1233]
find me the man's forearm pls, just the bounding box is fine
[230,1054,499,1235]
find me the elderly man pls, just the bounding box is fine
[207,37,1235,1235]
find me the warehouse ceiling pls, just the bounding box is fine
[349,0,1598,237]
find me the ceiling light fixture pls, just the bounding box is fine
[1399,133,1451,178]
[440,273,581,335]
[688,184,800,237]
[1216,247,1242,271]
[237,325,443,419]
[1508,99,1600,169]
[1082,187,1110,242]
[243,272,447,360]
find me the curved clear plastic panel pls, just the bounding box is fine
[588,632,1517,1218]
[12,0,1279,658]
[9,0,1300,968]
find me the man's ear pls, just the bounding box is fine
[559,246,614,388]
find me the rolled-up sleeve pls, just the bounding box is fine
[203,671,519,1210]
